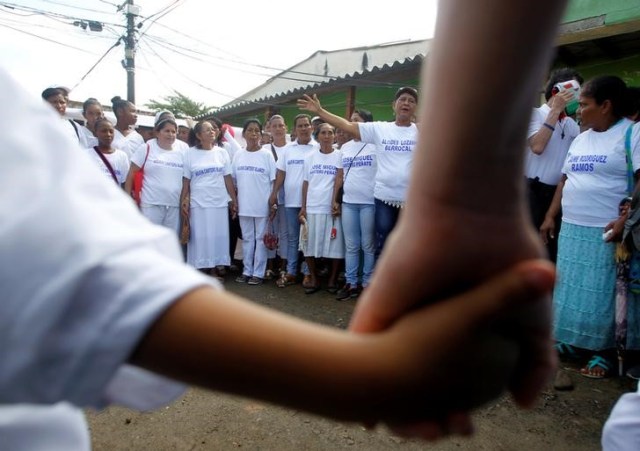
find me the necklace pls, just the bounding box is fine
[558,118,566,139]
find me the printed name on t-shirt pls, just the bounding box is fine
[287,159,305,165]
[310,163,337,176]
[342,154,374,168]
[150,158,183,169]
[566,154,608,173]
[380,138,415,153]
[237,165,266,173]
[193,166,224,177]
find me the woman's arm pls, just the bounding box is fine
[224,174,238,219]
[300,180,309,222]
[124,163,141,197]
[539,175,566,244]
[297,96,360,139]
[332,168,344,217]
[179,177,190,218]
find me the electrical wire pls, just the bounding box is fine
[35,0,114,14]
[71,37,122,90]
[0,21,95,53]
[139,39,235,100]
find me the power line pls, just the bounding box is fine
[35,0,114,15]
[0,21,95,53]
[139,39,234,100]
[71,37,122,90]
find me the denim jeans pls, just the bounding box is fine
[285,207,302,276]
[342,202,376,286]
[374,198,401,258]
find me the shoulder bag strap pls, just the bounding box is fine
[343,143,368,183]
[269,143,278,162]
[625,124,635,196]
[68,119,80,138]
[93,147,119,184]
[141,143,150,169]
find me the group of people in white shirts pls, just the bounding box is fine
[41,84,420,300]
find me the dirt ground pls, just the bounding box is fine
[87,270,637,450]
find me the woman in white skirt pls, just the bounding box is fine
[181,120,238,279]
[299,123,344,294]
[232,119,276,285]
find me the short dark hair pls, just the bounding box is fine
[41,86,69,100]
[354,109,374,123]
[394,86,418,102]
[544,68,583,101]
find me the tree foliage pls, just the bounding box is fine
[145,91,214,118]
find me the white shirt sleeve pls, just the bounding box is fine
[0,68,217,409]
[603,386,640,451]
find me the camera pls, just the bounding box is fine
[552,80,580,116]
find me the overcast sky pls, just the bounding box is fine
[0,0,437,110]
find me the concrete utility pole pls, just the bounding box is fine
[124,0,138,103]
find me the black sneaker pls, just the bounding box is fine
[350,285,362,299]
[627,365,640,380]
[335,284,354,301]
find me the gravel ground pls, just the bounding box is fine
[87,269,636,450]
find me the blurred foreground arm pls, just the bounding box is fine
[131,261,555,426]
[350,0,568,409]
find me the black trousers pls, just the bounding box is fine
[526,177,561,263]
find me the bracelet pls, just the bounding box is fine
[543,123,555,132]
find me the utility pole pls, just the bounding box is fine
[123,0,138,103]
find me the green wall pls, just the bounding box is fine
[564,0,640,24]
[224,80,420,127]
[575,54,640,87]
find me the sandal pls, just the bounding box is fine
[580,355,611,379]
[554,342,578,360]
[305,284,321,294]
[276,273,296,288]
[302,274,314,289]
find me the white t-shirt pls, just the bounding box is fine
[304,149,342,214]
[113,128,144,160]
[602,386,640,451]
[233,148,276,217]
[276,140,318,208]
[78,124,98,149]
[561,119,640,227]
[131,140,185,207]
[338,140,376,205]
[59,118,82,146]
[525,104,580,185]
[358,121,417,202]
[262,143,287,205]
[87,147,131,185]
[0,68,218,449]
[183,146,232,208]
[304,148,342,214]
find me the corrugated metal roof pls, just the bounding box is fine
[204,39,429,116]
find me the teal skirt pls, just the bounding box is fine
[553,221,617,350]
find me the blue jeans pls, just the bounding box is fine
[374,198,401,258]
[285,207,302,276]
[342,202,376,286]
